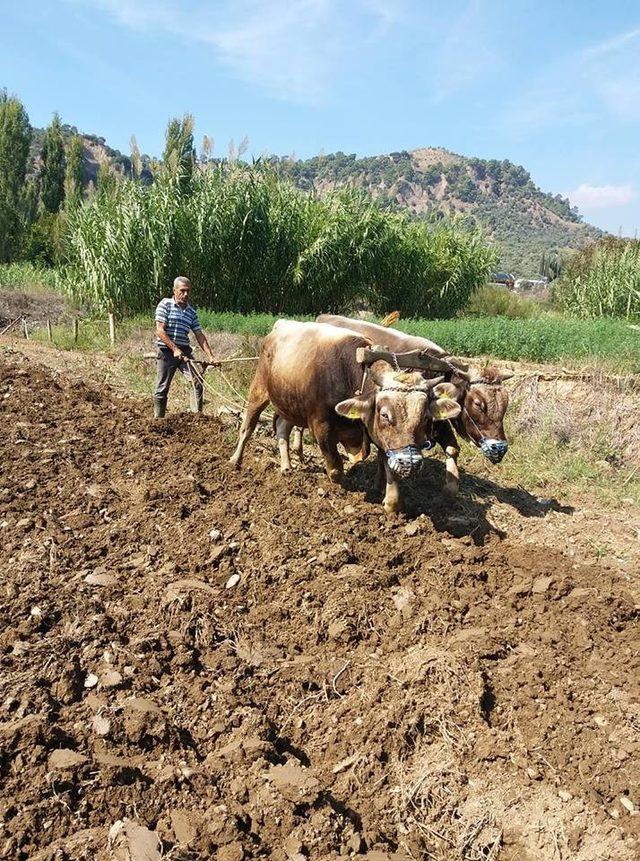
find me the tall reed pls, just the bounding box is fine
[61,165,495,316]
[554,237,640,319]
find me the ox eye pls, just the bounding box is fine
[379,406,392,424]
[473,400,485,411]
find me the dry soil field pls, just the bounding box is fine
[0,345,638,861]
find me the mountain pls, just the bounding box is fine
[31,125,601,276]
[271,148,603,276]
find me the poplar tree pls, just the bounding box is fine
[0,90,32,260]
[64,134,84,209]
[40,113,65,212]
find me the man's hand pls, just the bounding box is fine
[173,347,184,361]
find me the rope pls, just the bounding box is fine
[217,366,249,406]
[186,359,245,412]
[185,358,274,419]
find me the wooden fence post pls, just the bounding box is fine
[73,319,79,344]
[108,313,116,348]
[47,320,53,342]
[22,318,29,339]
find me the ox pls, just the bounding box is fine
[229,320,460,513]
[316,314,513,495]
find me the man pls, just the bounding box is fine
[153,276,216,418]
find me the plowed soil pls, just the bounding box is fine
[1,349,638,861]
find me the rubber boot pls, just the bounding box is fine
[153,397,167,418]
[190,391,204,414]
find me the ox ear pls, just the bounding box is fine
[432,382,458,399]
[498,370,514,382]
[335,397,369,420]
[429,397,461,421]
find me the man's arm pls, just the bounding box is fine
[195,329,216,362]
[156,321,184,359]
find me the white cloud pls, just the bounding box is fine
[568,183,636,210]
[582,26,640,59]
[69,0,403,105]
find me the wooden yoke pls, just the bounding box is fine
[356,344,469,375]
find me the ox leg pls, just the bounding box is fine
[229,377,269,469]
[437,424,460,495]
[382,459,401,515]
[444,445,460,495]
[275,416,294,473]
[291,427,305,463]
[311,419,343,483]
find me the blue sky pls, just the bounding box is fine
[2,0,639,235]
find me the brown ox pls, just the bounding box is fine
[229,320,460,513]
[316,314,513,494]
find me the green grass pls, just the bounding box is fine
[25,309,640,373]
[0,262,59,293]
[475,429,640,505]
[397,316,640,370]
[191,311,640,372]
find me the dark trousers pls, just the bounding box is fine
[154,346,203,413]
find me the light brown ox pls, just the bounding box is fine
[315,315,513,494]
[229,320,460,513]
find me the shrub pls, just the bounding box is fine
[0,261,59,293]
[463,284,544,319]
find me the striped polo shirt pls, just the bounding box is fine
[155,298,202,347]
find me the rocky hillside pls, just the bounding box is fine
[30,124,153,187]
[273,148,602,275]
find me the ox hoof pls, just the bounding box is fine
[383,501,401,516]
[280,466,291,475]
[327,469,342,484]
[228,456,241,470]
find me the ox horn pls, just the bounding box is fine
[445,355,470,372]
[419,375,445,391]
[452,368,472,382]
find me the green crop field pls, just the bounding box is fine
[188,311,640,372]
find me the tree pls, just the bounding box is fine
[64,134,84,209]
[0,90,31,198]
[40,113,65,213]
[162,114,195,192]
[0,90,32,261]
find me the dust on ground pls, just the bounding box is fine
[1,347,639,861]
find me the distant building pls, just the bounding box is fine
[490,272,516,288]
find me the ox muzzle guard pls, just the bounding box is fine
[386,441,435,478]
[479,438,508,464]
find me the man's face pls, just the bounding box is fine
[173,283,190,307]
